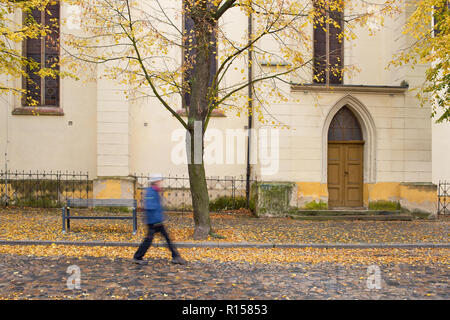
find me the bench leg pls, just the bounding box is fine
[62,207,66,233]
[132,208,137,235]
[66,207,70,232]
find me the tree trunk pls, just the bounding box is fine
[188,162,211,239]
[184,3,216,239]
[186,123,210,239]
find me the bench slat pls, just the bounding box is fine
[64,216,134,220]
[67,199,137,207]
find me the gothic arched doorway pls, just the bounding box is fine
[327,106,364,208]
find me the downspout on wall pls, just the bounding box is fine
[245,4,253,208]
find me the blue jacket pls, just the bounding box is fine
[142,187,165,225]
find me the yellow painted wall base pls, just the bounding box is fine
[93,177,135,200]
[295,182,328,207]
[294,181,437,215]
[91,178,437,216]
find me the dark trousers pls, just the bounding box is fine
[134,223,180,260]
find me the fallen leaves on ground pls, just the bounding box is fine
[0,244,448,266]
[0,208,241,243]
[0,208,448,244]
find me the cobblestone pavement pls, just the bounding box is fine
[0,252,448,300]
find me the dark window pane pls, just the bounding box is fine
[45,54,59,105]
[25,9,42,105]
[28,7,42,24]
[329,10,343,84]
[313,2,326,84]
[26,54,41,106]
[44,3,60,106]
[328,106,363,141]
[26,37,41,55]
[25,53,42,105]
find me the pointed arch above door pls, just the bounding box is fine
[328,106,363,141]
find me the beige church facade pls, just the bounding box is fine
[0,1,446,217]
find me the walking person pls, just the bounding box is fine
[133,174,187,265]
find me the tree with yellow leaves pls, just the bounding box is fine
[63,0,398,239]
[390,0,449,122]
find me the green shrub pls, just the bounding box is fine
[13,197,62,208]
[368,200,401,211]
[209,196,248,212]
[302,200,327,210]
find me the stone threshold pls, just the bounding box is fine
[292,210,403,216]
[290,215,413,221]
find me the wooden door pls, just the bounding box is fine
[328,142,363,208]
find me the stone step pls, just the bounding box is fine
[290,214,413,221]
[292,210,402,216]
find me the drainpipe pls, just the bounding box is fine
[3,94,9,205]
[245,4,253,208]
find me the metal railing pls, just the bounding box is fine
[438,181,449,215]
[134,174,257,212]
[0,170,91,208]
[0,170,255,211]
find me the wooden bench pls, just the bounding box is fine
[62,199,138,234]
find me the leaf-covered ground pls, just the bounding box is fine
[0,208,448,244]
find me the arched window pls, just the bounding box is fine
[328,106,362,141]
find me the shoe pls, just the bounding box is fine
[132,258,147,265]
[171,256,187,265]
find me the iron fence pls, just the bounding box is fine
[0,170,91,208]
[0,170,256,211]
[438,181,449,215]
[134,174,257,212]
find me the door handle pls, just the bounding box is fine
[344,171,349,175]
